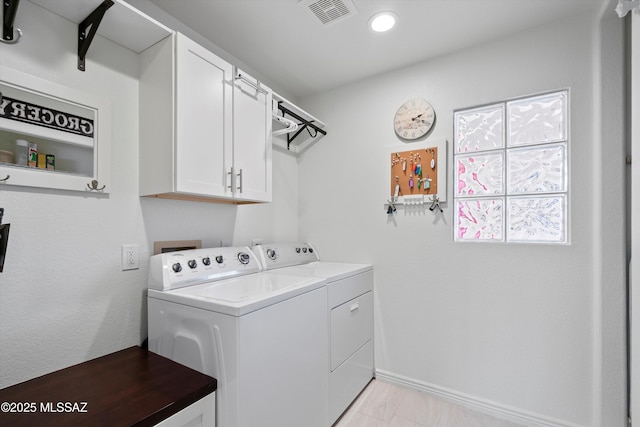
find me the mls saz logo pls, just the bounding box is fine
[0,95,94,137]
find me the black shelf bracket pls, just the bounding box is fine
[2,0,21,44]
[277,102,327,150]
[78,0,114,71]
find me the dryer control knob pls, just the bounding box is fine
[188,259,197,269]
[215,255,224,264]
[267,248,277,260]
[202,257,211,266]
[238,252,251,265]
[172,263,182,273]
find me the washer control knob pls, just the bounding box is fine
[172,263,182,273]
[202,257,211,266]
[296,247,301,253]
[215,255,224,264]
[188,259,197,269]
[267,248,277,260]
[238,252,251,265]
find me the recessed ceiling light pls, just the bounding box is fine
[369,11,398,33]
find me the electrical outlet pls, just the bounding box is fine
[121,244,139,271]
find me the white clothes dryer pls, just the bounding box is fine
[147,246,329,427]
[252,242,374,424]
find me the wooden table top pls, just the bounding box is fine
[0,346,217,427]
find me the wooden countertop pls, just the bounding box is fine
[0,346,217,427]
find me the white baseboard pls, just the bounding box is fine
[374,369,585,427]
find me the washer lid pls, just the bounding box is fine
[148,272,326,316]
[275,261,372,283]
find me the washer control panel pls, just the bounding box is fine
[148,246,261,291]
[252,242,319,270]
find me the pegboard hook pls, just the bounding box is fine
[385,199,397,215]
[429,195,443,213]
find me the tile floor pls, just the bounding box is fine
[334,380,526,427]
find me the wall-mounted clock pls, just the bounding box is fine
[394,98,435,140]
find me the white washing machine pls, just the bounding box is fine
[252,242,374,425]
[147,246,329,427]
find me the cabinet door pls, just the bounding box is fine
[232,70,272,202]
[330,291,373,371]
[153,393,215,427]
[175,34,232,198]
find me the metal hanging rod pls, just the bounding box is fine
[235,72,268,95]
[2,0,21,44]
[277,102,327,150]
[78,0,114,71]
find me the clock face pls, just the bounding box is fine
[394,99,435,140]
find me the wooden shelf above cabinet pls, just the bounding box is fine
[30,0,172,54]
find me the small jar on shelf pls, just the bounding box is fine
[14,139,28,166]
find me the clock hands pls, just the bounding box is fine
[398,114,431,130]
[411,113,432,125]
[412,115,431,125]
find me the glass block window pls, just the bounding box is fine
[454,91,568,243]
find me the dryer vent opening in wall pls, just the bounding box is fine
[301,0,358,26]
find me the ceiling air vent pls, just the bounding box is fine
[301,0,358,27]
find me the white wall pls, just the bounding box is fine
[593,3,627,425]
[0,0,298,388]
[298,9,626,427]
[0,2,627,426]
[630,7,639,425]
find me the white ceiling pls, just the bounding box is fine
[149,0,607,99]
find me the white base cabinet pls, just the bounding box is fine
[139,32,272,204]
[154,393,215,427]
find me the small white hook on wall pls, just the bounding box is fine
[616,0,640,17]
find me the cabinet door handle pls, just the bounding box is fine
[236,169,243,193]
[227,168,234,191]
[350,303,359,312]
[0,175,9,182]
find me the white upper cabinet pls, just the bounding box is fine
[139,32,272,204]
[174,34,232,197]
[232,69,272,202]
[0,67,111,194]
